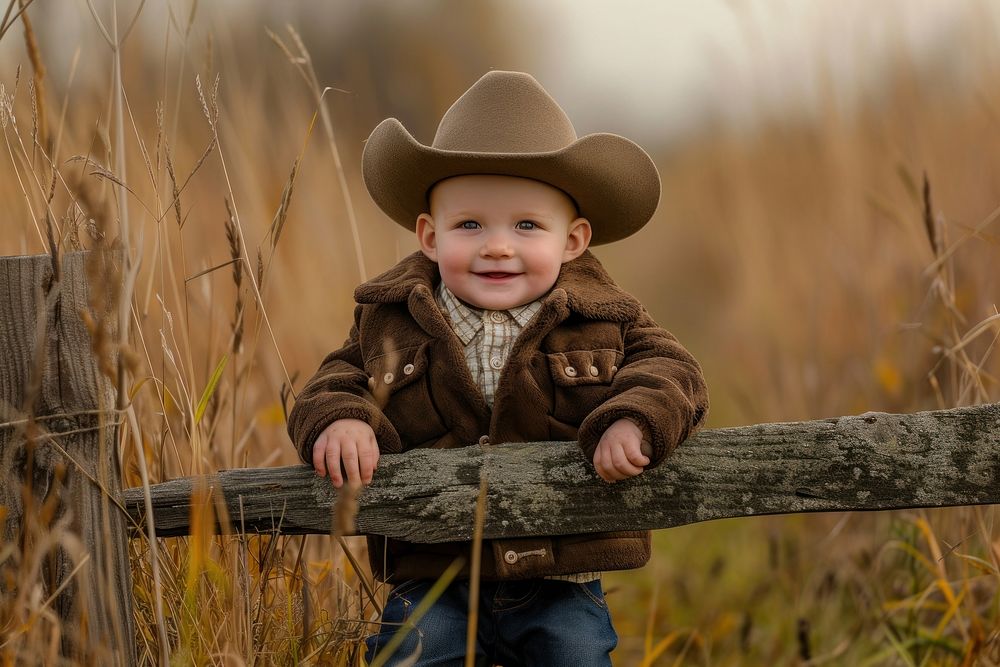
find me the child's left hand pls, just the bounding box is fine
[593,418,651,482]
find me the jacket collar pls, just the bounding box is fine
[355,251,642,322]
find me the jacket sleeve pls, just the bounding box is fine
[577,310,708,467]
[287,305,403,464]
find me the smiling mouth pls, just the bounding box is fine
[476,272,520,280]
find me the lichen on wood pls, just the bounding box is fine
[120,403,1000,544]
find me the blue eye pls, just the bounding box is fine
[459,220,480,230]
[516,220,537,230]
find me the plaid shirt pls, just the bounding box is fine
[435,282,542,408]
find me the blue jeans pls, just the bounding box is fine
[364,578,617,666]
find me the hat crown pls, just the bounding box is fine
[432,71,578,153]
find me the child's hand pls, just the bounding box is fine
[593,418,651,483]
[312,418,379,488]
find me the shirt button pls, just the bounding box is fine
[489,356,504,370]
[403,363,415,375]
[564,366,577,377]
[611,365,618,375]
[503,550,518,564]
[479,435,490,446]
[368,376,376,389]
[383,372,394,384]
[489,311,507,323]
[589,365,600,377]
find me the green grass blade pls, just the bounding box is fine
[195,353,228,425]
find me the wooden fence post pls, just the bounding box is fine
[0,251,136,665]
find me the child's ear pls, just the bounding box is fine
[562,218,592,263]
[416,213,438,261]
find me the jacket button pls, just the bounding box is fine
[564,366,577,377]
[403,363,415,375]
[589,365,599,376]
[489,356,503,370]
[383,372,394,384]
[479,435,490,446]
[611,365,618,375]
[489,311,507,323]
[503,550,518,564]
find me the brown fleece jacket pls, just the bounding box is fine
[288,250,708,581]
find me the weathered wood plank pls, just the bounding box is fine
[120,403,1000,543]
[0,252,136,664]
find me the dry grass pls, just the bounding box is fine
[1,2,999,665]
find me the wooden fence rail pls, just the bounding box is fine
[119,403,1000,543]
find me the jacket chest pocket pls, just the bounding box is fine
[366,343,446,449]
[547,349,624,426]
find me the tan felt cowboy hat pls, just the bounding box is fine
[362,70,661,245]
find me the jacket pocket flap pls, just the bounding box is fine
[492,538,556,578]
[547,349,624,387]
[365,343,429,395]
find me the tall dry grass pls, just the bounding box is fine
[1,2,999,665]
[600,51,1000,666]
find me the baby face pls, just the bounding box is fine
[416,175,591,311]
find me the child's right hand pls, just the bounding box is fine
[312,418,380,488]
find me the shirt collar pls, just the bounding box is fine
[510,301,541,328]
[436,283,541,345]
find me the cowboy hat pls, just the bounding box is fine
[362,70,660,245]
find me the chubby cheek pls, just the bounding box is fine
[524,247,562,286]
[435,253,465,283]
[434,245,471,291]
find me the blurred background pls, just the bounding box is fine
[2,1,999,664]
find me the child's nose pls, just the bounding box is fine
[480,233,514,258]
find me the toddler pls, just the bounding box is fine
[288,70,708,666]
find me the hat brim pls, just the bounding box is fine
[362,118,661,245]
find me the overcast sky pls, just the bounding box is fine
[516,0,1000,141]
[3,1,998,145]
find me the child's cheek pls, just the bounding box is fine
[435,255,465,291]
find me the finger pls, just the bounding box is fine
[326,438,343,487]
[358,439,377,484]
[341,439,362,487]
[593,444,608,481]
[312,434,328,477]
[624,441,651,468]
[639,438,653,459]
[371,432,381,480]
[610,443,643,477]
[601,463,624,482]
[595,444,619,482]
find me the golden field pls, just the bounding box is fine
[1,2,999,664]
